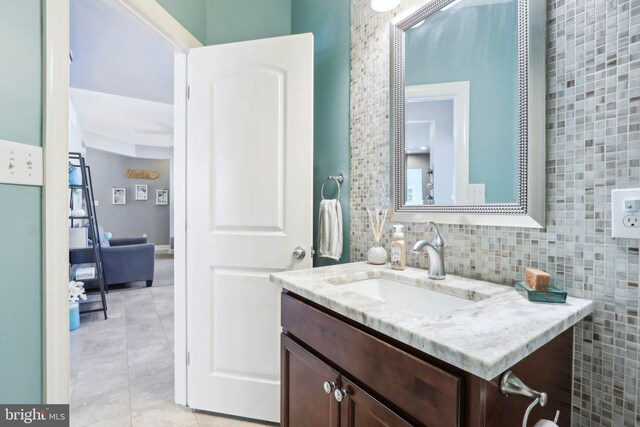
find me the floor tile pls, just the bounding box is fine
[194,411,268,426]
[150,286,174,297]
[73,354,129,400]
[70,386,130,427]
[82,331,128,359]
[88,316,126,333]
[127,330,168,352]
[71,320,91,337]
[127,342,173,367]
[92,302,125,321]
[70,280,210,427]
[70,331,88,356]
[129,355,173,387]
[130,377,175,411]
[125,311,161,326]
[85,413,132,427]
[131,400,196,427]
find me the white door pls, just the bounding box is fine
[186,34,314,422]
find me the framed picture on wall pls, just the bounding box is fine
[135,184,148,201]
[112,188,126,205]
[156,189,168,205]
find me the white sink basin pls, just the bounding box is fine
[340,277,474,317]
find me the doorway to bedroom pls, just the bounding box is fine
[66,0,181,424]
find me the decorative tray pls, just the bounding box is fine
[514,280,567,304]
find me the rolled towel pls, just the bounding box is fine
[317,199,343,260]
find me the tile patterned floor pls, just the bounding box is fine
[70,286,271,427]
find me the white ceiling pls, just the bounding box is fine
[405,98,454,152]
[406,122,432,153]
[70,0,175,104]
[71,88,173,149]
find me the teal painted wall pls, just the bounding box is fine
[156,0,292,46]
[206,0,291,45]
[292,0,350,266]
[0,0,343,403]
[155,0,208,44]
[405,2,519,203]
[0,0,43,403]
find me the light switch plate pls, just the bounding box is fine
[612,189,640,238]
[0,139,43,186]
[469,184,485,204]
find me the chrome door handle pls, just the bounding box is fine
[323,381,335,394]
[292,247,306,260]
[334,389,347,402]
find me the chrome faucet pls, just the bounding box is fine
[411,222,446,280]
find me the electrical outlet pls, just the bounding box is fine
[623,216,639,227]
[612,189,640,238]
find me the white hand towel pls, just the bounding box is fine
[318,199,343,260]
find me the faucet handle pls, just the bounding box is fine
[428,221,444,247]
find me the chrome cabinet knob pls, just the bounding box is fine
[292,247,306,260]
[334,389,347,402]
[323,381,335,394]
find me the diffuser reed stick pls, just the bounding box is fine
[367,207,388,243]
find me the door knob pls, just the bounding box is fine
[334,389,347,402]
[323,381,335,394]
[292,247,306,260]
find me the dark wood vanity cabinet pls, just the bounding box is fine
[281,291,574,427]
[282,335,412,427]
[338,377,414,427]
[281,335,340,427]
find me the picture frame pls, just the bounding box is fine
[135,184,148,201]
[112,188,126,205]
[156,189,168,205]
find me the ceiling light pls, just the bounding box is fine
[420,146,427,150]
[371,0,401,12]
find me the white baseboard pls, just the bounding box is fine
[155,245,171,254]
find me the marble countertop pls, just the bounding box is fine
[270,262,593,381]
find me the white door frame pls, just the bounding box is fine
[405,82,470,204]
[43,0,201,404]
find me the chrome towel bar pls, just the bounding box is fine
[500,370,548,406]
[321,173,345,200]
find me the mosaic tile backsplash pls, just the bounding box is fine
[349,0,640,425]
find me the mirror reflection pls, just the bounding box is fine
[403,0,519,205]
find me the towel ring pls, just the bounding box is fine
[321,176,342,200]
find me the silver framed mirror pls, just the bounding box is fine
[390,0,545,228]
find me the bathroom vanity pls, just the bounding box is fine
[271,263,592,427]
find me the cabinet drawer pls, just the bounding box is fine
[282,292,462,427]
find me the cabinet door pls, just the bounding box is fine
[281,334,340,427]
[339,378,413,427]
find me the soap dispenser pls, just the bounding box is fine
[390,224,407,270]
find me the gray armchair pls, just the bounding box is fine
[70,236,155,289]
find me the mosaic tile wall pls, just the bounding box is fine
[349,0,640,425]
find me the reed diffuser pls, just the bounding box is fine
[366,207,388,264]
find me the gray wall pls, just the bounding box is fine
[350,0,639,425]
[86,148,171,246]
